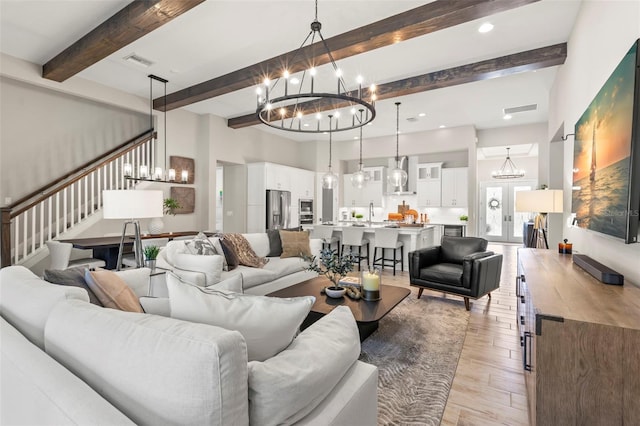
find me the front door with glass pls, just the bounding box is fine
[479,181,536,243]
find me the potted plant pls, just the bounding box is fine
[305,248,357,298]
[143,245,160,272]
[459,214,469,222]
[163,198,181,215]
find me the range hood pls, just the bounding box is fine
[386,156,415,195]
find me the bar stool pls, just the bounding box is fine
[340,226,369,271]
[372,228,404,276]
[313,225,340,256]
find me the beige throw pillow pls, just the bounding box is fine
[84,270,143,313]
[279,230,312,258]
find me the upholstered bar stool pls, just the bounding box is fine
[340,226,370,271]
[313,225,340,257]
[372,228,404,276]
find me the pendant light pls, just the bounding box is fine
[492,147,525,179]
[124,75,188,184]
[388,102,408,190]
[351,109,369,188]
[321,114,339,190]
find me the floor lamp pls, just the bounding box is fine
[103,190,163,270]
[515,189,563,249]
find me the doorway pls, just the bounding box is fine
[479,180,536,243]
[216,166,223,232]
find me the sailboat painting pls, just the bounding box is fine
[572,39,640,243]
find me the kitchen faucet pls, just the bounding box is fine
[368,202,374,226]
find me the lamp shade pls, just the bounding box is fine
[102,190,163,219]
[515,189,563,213]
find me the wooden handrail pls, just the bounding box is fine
[7,129,154,212]
[1,129,153,267]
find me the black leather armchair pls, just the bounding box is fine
[408,236,503,310]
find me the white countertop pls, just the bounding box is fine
[305,223,434,234]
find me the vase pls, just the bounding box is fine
[145,259,157,272]
[148,217,164,235]
[325,286,346,298]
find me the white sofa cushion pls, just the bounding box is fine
[114,267,151,298]
[247,306,361,425]
[241,233,270,258]
[173,253,224,286]
[167,280,314,362]
[44,299,249,426]
[0,266,89,349]
[1,318,134,425]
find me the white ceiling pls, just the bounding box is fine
[0,0,582,143]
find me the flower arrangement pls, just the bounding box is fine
[305,248,357,287]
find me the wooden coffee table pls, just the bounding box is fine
[268,276,410,341]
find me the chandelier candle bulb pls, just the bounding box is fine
[153,167,163,180]
[181,170,188,183]
[123,163,132,177]
[361,270,381,301]
[168,168,176,181]
[139,165,149,179]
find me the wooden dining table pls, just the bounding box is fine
[60,231,213,269]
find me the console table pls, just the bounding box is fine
[516,249,640,425]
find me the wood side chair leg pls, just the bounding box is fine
[464,297,470,311]
[488,292,492,299]
[418,288,424,299]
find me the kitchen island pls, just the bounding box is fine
[304,223,435,271]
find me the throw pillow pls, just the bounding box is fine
[219,238,239,271]
[43,267,104,306]
[185,232,217,256]
[84,270,143,313]
[247,306,361,425]
[279,230,312,258]
[173,253,224,286]
[167,279,314,361]
[223,233,268,268]
[266,229,283,257]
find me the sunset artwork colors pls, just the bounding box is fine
[571,40,639,241]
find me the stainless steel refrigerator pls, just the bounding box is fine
[266,189,291,230]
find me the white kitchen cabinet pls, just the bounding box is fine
[417,180,441,207]
[265,163,291,191]
[416,162,442,208]
[441,167,468,207]
[417,162,442,181]
[343,167,385,207]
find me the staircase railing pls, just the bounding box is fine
[1,130,155,267]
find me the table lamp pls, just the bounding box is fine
[515,189,563,249]
[103,190,163,270]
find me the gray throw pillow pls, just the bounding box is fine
[43,267,104,306]
[267,229,283,257]
[185,232,217,256]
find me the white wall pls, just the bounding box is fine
[548,0,640,283]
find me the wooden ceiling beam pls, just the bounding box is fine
[227,43,567,129]
[156,0,540,111]
[42,0,205,82]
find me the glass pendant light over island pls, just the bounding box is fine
[321,115,339,190]
[388,102,408,191]
[351,109,370,188]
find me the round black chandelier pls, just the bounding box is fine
[255,0,376,134]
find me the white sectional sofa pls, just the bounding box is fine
[0,265,378,425]
[155,232,322,296]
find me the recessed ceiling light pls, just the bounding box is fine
[353,136,358,140]
[290,77,300,85]
[418,113,426,117]
[503,114,513,120]
[439,125,446,128]
[478,22,494,33]
[303,123,309,127]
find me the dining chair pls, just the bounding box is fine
[46,240,106,270]
[313,225,340,257]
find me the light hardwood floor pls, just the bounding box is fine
[379,243,529,425]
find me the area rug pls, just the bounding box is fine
[359,291,470,426]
